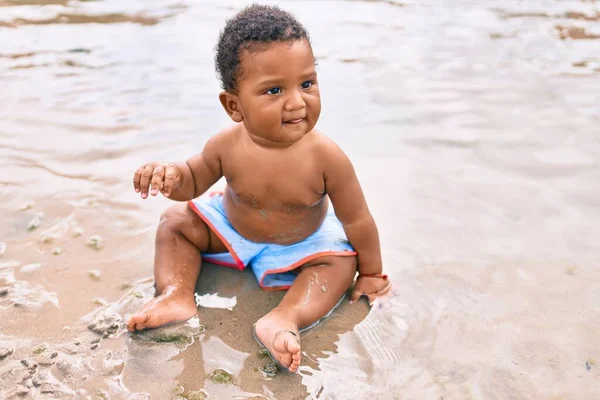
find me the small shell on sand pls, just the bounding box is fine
[93,298,108,306]
[88,270,101,280]
[18,201,34,211]
[28,212,44,231]
[72,227,84,238]
[40,234,55,244]
[86,235,103,250]
[53,247,62,255]
[0,347,13,359]
[32,343,48,355]
[565,265,577,276]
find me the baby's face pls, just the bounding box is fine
[236,39,321,146]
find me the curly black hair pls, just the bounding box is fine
[215,4,311,92]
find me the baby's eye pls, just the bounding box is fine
[266,87,281,95]
[301,81,313,89]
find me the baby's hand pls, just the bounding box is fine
[133,162,182,199]
[349,274,392,306]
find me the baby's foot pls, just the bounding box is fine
[255,313,301,372]
[127,286,197,331]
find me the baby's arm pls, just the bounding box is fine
[321,139,383,276]
[172,134,225,201]
[133,133,225,201]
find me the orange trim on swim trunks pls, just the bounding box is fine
[188,200,245,271]
[259,250,358,291]
[202,257,240,269]
[358,273,388,280]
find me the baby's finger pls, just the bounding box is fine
[367,281,392,306]
[150,165,164,196]
[133,166,144,193]
[367,292,378,306]
[349,286,363,304]
[161,164,178,197]
[377,280,393,297]
[139,164,154,199]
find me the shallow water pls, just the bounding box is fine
[1,0,599,398]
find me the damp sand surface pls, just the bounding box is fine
[1,0,600,398]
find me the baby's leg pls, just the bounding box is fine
[254,255,357,372]
[127,202,227,331]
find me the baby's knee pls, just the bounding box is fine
[158,204,189,233]
[157,203,212,251]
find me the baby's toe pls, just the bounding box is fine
[289,357,301,373]
[127,312,151,331]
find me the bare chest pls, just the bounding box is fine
[221,150,325,211]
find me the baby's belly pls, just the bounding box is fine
[222,191,328,245]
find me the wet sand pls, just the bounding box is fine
[1,0,600,399]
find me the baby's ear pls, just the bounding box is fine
[219,91,243,123]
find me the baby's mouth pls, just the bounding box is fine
[283,117,305,124]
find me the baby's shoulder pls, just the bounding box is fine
[212,124,240,142]
[304,131,354,177]
[306,130,345,157]
[203,124,241,151]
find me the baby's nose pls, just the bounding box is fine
[284,89,306,111]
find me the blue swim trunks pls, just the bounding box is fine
[188,193,356,290]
